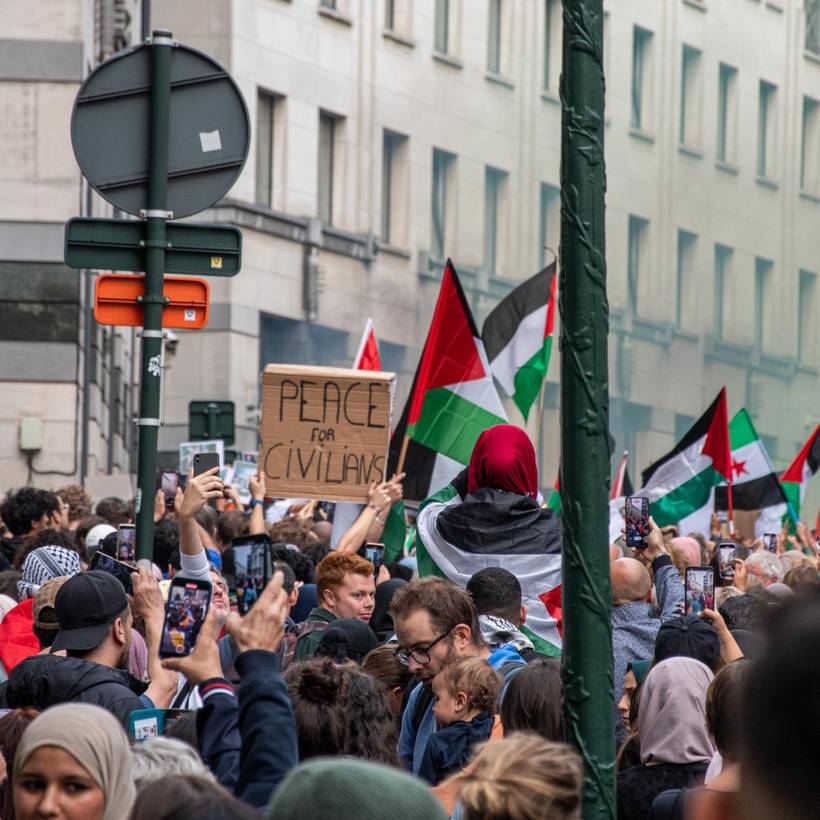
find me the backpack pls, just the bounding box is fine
[280,618,332,670]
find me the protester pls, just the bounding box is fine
[499,657,563,740]
[131,736,215,788]
[617,657,715,820]
[290,551,376,663]
[0,708,38,820]
[94,497,130,527]
[55,484,92,530]
[446,734,583,820]
[268,757,448,820]
[315,618,378,663]
[362,643,414,716]
[740,588,820,819]
[369,577,407,642]
[744,551,783,589]
[5,570,176,723]
[83,521,116,560]
[611,517,684,703]
[130,774,260,820]
[12,703,135,820]
[390,577,525,774]
[418,657,501,785]
[653,615,721,671]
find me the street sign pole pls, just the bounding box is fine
[559,2,615,818]
[135,29,173,563]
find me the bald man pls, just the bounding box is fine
[611,517,684,704]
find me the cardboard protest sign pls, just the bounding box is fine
[260,364,396,502]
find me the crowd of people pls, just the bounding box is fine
[0,425,817,819]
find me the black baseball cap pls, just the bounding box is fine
[51,570,129,652]
[654,615,720,671]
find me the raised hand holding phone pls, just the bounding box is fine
[159,577,212,658]
[161,605,222,684]
[179,467,224,520]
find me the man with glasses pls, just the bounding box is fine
[390,576,526,776]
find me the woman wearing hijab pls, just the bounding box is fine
[617,657,715,820]
[12,703,135,820]
[414,424,562,650]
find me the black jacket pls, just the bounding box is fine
[4,653,147,727]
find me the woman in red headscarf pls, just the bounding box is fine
[414,424,562,653]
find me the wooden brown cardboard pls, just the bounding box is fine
[259,364,396,502]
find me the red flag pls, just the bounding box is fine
[701,387,732,481]
[353,317,382,371]
[610,451,629,500]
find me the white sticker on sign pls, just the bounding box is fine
[199,130,222,152]
[184,309,196,322]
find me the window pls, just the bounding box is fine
[676,230,697,327]
[807,0,820,55]
[255,91,275,207]
[801,97,820,193]
[320,0,337,8]
[487,0,502,73]
[754,258,772,351]
[435,0,449,53]
[798,270,817,362]
[385,0,395,29]
[717,63,737,164]
[539,183,559,269]
[631,27,653,131]
[679,45,702,148]
[627,216,648,311]
[381,130,408,245]
[318,112,338,225]
[714,244,733,339]
[484,166,508,276]
[758,81,777,179]
[543,0,560,93]
[431,148,456,260]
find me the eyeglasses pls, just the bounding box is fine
[394,626,454,667]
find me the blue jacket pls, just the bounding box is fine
[398,643,525,774]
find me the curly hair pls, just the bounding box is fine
[437,657,501,713]
[269,518,313,551]
[55,484,92,522]
[284,658,398,765]
[0,488,59,537]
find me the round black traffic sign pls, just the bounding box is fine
[71,40,249,219]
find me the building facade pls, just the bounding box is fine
[3,0,820,514]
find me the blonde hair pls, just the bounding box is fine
[452,733,583,820]
[438,657,501,713]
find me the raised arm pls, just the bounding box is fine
[334,480,392,555]
[644,516,684,622]
[178,468,224,580]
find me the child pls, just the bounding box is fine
[418,657,502,786]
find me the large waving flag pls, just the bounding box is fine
[780,425,820,522]
[680,408,787,535]
[641,388,732,527]
[482,263,556,420]
[390,260,507,501]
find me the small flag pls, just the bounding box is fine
[780,424,820,523]
[353,317,382,371]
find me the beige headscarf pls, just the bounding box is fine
[637,657,715,766]
[13,703,136,820]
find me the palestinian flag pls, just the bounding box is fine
[353,317,382,371]
[547,473,561,512]
[780,425,820,521]
[611,451,633,500]
[641,388,732,527]
[482,263,556,420]
[388,260,507,502]
[680,408,786,535]
[416,482,563,655]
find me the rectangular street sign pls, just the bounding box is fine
[189,400,236,445]
[65,217,242,276]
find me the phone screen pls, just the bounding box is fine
[230,537,270,615]
[624,496,649,548]
[685,567,715,616]
[89,552,134,594]
[160,579,211,657]
[160,471,179,509]
[357,542,385,576]
[116,524,136,562]
[193,452,220,476]
[717,543,737,581]
[764,533,777,553]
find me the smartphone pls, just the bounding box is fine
[716,542,737,582]
[159,577,212,658]
[685,566,715,616]
[764,533,777,553]
[228,534,272,616]
[159,470,179,510]
[116,524,136,563]
[193,452,220,476]
[358,542,385,576]
[89,552,134,594]
[716,510,728,523]
[624,496,649,549]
